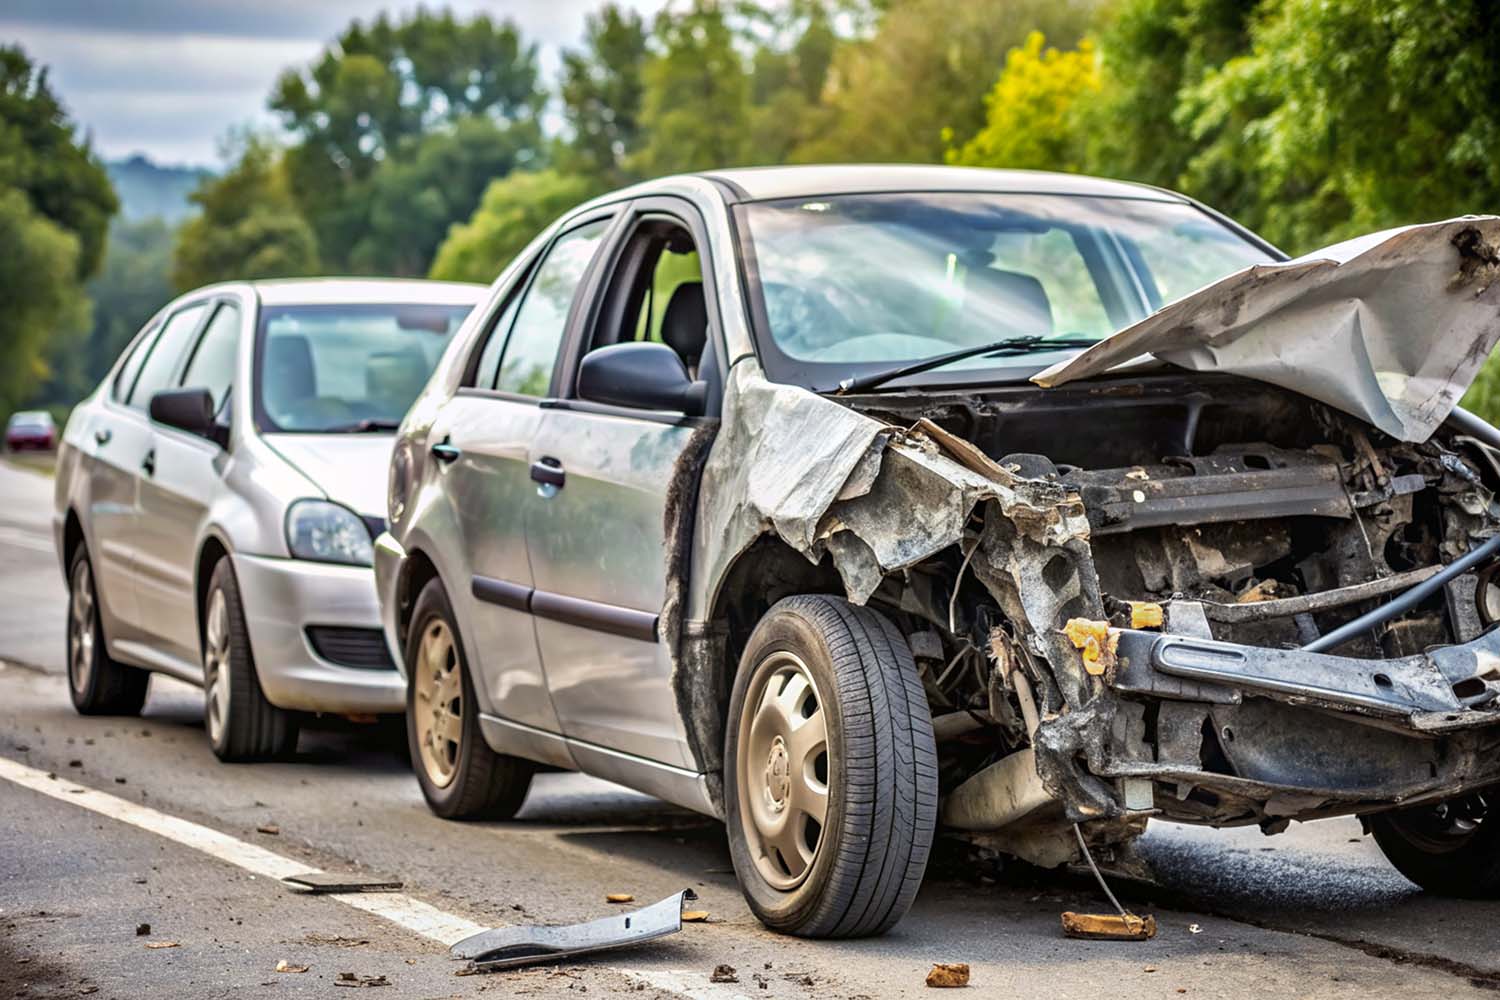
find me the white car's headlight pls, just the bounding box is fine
[285,500,374,566]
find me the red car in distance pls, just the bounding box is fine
[5,411,57,451]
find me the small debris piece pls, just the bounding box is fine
[135,923,151,936]
[275,960,309,974]
[605,893,634,904]
[711,965,739,983]
[1236,579,1281,604]
[282,873,403,894]
[925,963,970,988]
[681,911,710,922]
[1127,601,1164,629]
[334,973,391,988]
[144,941,180,949]
[1062,619,1118,676]
[68,759,82,768]
[1187,923,1203,934]
[1061,912,1157,941]
[115,777,126,784]
[256,823,280,836]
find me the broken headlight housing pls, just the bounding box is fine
[285,499,374,566]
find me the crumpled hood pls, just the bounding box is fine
[263,434,394,518]
[1033,216,1500,442]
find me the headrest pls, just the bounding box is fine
[660,282,707,367]
[263,335,316,414]
[965,268,1054,336]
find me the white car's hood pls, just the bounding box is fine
[1033,216,1500,442]
[263,434,394,519]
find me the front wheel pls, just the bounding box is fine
[66,546,148,716]
[1370,790,1500,897]
[724,594,938,938]
[405,577,533,819]
[202,559,299,761]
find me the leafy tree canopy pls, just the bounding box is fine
[429,170,604,283]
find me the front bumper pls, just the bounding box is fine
[1053,624,1500,825]
[232,552,404,715]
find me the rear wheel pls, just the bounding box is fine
[66,546,148,716]
[406,577,533,819]
[724,594,938,938]
[203,559,299,761]
[1370,789,1500,897]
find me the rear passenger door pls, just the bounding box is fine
[524,199,722,771]
[430,215,614,742]
[134,298,243,663]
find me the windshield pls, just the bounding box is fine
[740,192,1274,388]
[255,303,472,433]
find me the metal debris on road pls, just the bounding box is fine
[710,964,739,983]
[274,960,309,973]
[334,972,391,988]
[449,889,695,971]
[282,872,403,894]
[925,963,970,988]
[1061,825,1157,941]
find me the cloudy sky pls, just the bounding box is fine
[1,0,665,167]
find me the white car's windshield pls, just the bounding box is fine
[741,192,1273,385]
[255,303,473,433]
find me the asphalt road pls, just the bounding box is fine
[3,455,1498,999]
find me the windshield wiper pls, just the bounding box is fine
[831,335,1098,395]
[324,418,403,433]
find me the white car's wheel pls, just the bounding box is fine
[66,546,148,716]
[724,594,938,938]
[202,559,298,761]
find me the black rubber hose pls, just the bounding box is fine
[1301,533,1500,652]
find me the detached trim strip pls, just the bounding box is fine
[470,575,659,643]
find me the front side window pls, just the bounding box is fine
[180,303,241,412]
[127,303,209,409]
[255,303,473,433]
[740,192,1272,387]
[494,218,611,397]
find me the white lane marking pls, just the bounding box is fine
[0,526,54,554]
[0,756,751,999]
[0,755,485,946]
[624,969,757,1000]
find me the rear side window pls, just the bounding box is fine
[112,324,160,403]
[127,303,208,409]
[179,303,241,412]
[495,219,610,397]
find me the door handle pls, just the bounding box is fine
[141,449,156,477]
[430,440,461,463]
[93,428,112,446]
[529,457,565,489]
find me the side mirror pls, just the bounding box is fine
[577,342,705,415]
[149,387,222,444]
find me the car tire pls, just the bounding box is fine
[202,559,299,762]
[405,577,533,820]
[724,594,938,938]
[1369,790,1500,897]
[66,546,149,716]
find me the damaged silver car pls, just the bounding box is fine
[376,165,1500,938]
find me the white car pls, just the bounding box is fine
[54,278,484,760]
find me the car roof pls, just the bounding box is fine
[8,410,51,421]
[694,164,1185,203]
[247,278,487,307]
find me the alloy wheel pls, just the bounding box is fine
[413,619,462,789]
[68,559,95,698]
[1388,791,1491,854]
[203,588,231,747]
[736,650,830,890]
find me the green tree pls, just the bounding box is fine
[270,10,544,270]
[792,0,1098,164]
[171,136,319,290]
[948,32,1100,172]
[630,0,752,176]
[0,45,116,414]
[429,170,603,283]
[0,188,89,414]
[559,4,650,183]
[744,1,838,163]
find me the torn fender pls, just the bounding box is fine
[1033,217,1500,442]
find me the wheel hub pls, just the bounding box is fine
[765,737,791,811]
[413,620,462,790]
